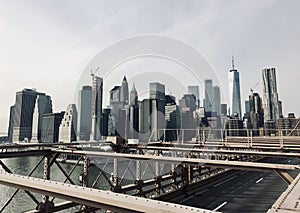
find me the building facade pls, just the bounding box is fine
[12,89,52,142]
[262,68,280,124]
[59,104,77,143]
[78,85,92,141]
[228,62,242,120]
[41,112,65,143]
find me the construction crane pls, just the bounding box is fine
[90,66,100,79]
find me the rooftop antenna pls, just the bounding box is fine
[232,55,235,70]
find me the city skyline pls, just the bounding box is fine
[1,0,300,133]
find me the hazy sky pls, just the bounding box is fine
[1,0,300,134]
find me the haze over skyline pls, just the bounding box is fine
[1,0,300,133]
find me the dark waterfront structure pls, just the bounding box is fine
[41,112,65,143]
[77,85,92,141]
[11,88,52,142]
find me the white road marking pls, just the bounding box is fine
[213,201,228,211]
[256,177,263,184]
[288,160,291,163]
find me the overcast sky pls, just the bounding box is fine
[1,0,300,134]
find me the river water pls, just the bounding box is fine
[0,156,113,212]
[0,155,172,212]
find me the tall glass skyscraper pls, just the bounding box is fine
[262,68,280,123]
[91,75,103,141]
[78,85,92,141]
[204,79,213,113]
[188,85,200,107]
[213,86,221,116]
[228,57,242,119]
[11,88,52,142]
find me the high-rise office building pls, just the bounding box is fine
[165,95,181,141]
[109,76,130,138]
[221,104,228,116]
[188,85,200,107]
[7,105,15,142]
[78,85,92,141]
[31,94,53,142]
[129,83,139,139]
[245,100,250,114]
[213,86,221,116]
[179,94,197,112]
[120,76,129,106]
[91,76,103,141]
[262,68,280,123]
[204,79,213,113]
[59,104,77,143]
[139,99,151,142]
[149,82,166,141]
[249,92,264,130]
[228,57,242,119]
[41,112,65,143]
[12,89,52,142]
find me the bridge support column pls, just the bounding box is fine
[111,158,121,192]
[135,150,143,196]
[37,154,54,212]
[80,156,90,212]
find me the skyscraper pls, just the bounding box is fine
[262,68,280,123]
[120,76,129,106]
[7,105,15,142]
[221,104,228,116]
[249,92,264,130]
[41,112,65,143]
[59,104,77,143]
[213,86,221,116]
[228,57,242,119]
[149,82,166,141]
[188,85,200,107]
[165,95,181,141]
[139,98,151,141]
[12,89,52,142]
[31,95,53,142]
[78,85,92,141]
[204,79,213,113]
[91,75,103,141]
[129,83,139,139]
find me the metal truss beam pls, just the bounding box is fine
[52,149,299,173]
[134,145,300,158]
[0,172,216,213]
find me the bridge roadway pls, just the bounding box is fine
[1,141,300,212]
[0,171,217,213]
[161,157,300,212]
